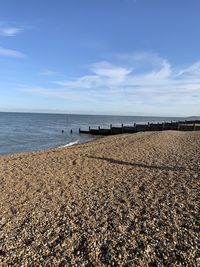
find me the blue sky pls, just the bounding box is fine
[0,0,200,116]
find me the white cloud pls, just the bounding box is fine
[54,61,133,88]
[0,46,26,58]
[90,61,132,83]
[0,26,22,36]
[54,75,102,88]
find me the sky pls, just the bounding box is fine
[0,0,200,116]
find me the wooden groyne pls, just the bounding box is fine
[79,120,200,136]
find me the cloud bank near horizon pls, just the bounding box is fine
[20,53,200,116]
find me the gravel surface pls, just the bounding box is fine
[0,131,199,266]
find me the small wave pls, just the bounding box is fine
[61,140,80,147]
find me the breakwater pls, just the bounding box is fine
[79,120,200,136]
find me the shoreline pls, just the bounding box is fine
[0,135,98,157]
[0,131,199,266]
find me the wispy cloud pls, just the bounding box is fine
[54,62,133,88]
[0,22,23,37]
[0,26,22,37]
[0,22,26,59]
[20,52,200,115]
[176,61,200,77]
[91,61,132,79]
[0,46,26,58]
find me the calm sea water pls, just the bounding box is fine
[0,112,184,155]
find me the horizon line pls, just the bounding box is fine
[0,110,198,118]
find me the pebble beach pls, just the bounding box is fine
[0,131,199,266]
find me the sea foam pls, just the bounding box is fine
[62,140,80,147]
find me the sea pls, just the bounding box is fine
[0,112,185,155]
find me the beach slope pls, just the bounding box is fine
[0,131,199,266]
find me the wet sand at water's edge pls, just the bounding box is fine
[0,131,199,266]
